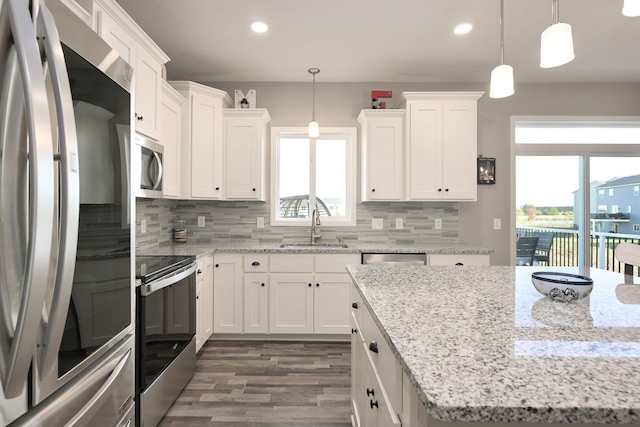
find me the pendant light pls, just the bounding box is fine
[623,0,640,17]
[308,68,320,138]
[489,0,514,98]
[540,0,574,68]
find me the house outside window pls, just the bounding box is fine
[609,188,614,196]
[598,189,605,198]
[270,127,357,226]
[634,224,640,232]
[635,186,639,196]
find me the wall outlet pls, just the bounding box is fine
[494,218,502,230]
[396,218,403,229]
[257,217,265,228]
[198,216,205,227]
[140,219,147,234]
[434,218,442,230]
[372,218,383,230]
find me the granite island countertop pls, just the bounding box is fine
[347,264,640,424]
[138,241,493,257]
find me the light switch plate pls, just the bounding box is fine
[372,218,383,230]
[494,218,502,230]
[140,219,147,233]
[396,218,403,229]
[198,216,205,227]
[435,218,442,230]
[257,217,265,228]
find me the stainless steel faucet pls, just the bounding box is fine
[310,208,322,244]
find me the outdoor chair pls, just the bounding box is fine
[532,232,555,266]
[516,236,539,266]
[615,242,640,276]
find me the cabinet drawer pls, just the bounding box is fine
[361,308,402,411]
[351,283,365,336]
[361,341,402,426]
[244,254,269,272]
[427,254,490,266]
[315,254,360,273]
[269,254,314,272]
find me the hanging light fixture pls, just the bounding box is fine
[540,0,574,68]
[623,0,640,16]
[489,0,514,98]
[308,68,320,138]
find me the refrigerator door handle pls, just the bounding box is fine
[150,151,163,190]
[35,0,80,379]
[63,349,132,427]
[0,0,55,398]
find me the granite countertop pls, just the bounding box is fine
[347,264,640,424]
[138,241,493,258]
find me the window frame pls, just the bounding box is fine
[270,126,357,227]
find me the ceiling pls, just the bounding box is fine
[113,0,640,84]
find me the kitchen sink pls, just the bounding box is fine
[279,243,349,248]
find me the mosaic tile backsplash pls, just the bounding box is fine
[136,199,459,253]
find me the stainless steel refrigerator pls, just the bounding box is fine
[1,0,136,425]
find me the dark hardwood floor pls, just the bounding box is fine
[158,340,352,426]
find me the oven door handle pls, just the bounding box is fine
[140,263,197,296]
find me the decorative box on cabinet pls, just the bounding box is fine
[93,0,168,140]
[170,81,232,200]
[160,81,185,198]
[358,109,404,201]
[394,92,483,202]
[224,109,271,201]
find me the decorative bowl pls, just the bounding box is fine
[531,272,593,302]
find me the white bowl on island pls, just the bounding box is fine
[531,272,593,302]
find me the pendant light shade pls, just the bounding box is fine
[308,68,320,137]
[489,0,514,98]
[540,0,574,68]
[623,0,640,16]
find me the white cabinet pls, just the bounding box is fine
[243,274,269,333]
[160,81,185,198]
[395,92,483,201]
[195,255,214,352]
[427,253,490,266]
[170,81,232,199]
[224,109,271,201]
[269,273,314,334]
[358,110,404,202]
[212,254,243,333]
[93,0,168,140]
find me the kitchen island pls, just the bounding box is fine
[347,265,640,426]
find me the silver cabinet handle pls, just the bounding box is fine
[0,0,55,398]
[64,349,132,427]
[150,151,163,190]
[35,1,80,380]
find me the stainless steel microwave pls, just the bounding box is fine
[134,134,164,198]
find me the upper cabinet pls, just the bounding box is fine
[170,81,232,200]
[395,92,483,202]
[223,109,271,201]
[358,109,404,202]
[160,81,185,199]
[93,0,169,141]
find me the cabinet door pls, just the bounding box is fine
[313,274,351,334]
[195,265,205,352]
[213,255,243,333]
[94,6,136,66]
[361,347,402,427]
[190,93,224,199]
[225,114,264,200]
[202,256,214,339]
[407,102,443,200]
[351,313,365,427]
[244,274,269,333]
[441,101,477,200]
[269,274,313,334]
[135,46,162,140]
[361,112,404,201]
[160,82,184,198]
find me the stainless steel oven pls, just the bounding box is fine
[136,255,197,427]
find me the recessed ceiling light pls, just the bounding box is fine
[454,23,473,35]
[251,21,268,33]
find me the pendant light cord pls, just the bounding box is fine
[499,0,505,65]
[308,68,320,122]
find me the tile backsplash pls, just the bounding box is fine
[136,199,459,252]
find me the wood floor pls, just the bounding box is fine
[158,340,352,426]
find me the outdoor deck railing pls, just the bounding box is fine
[516,227,640,275]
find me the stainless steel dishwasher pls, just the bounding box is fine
[361,253,426,265]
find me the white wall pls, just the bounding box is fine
[205,81,640,265]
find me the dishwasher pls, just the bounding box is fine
[361,253,426,265]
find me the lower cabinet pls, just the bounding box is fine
[195,255,214,352]
[212,254,243,334]
[244,273,269,333]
